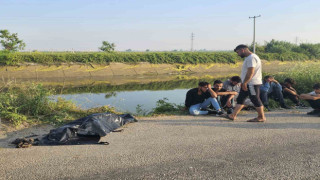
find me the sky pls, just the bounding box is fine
[0,0,319,51]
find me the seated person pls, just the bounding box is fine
[299,83,320,115]
[213,80,238,114]
[260,75,290,111]
[223,76,241,105]
[281,78,306,107]
[185,81,224,116]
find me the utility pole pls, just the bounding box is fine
[191,32,194,52]
[249,15,261,53]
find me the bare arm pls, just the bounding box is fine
[300,94,320,100]
[207,84,217,98]
[283,87,298,96]
[241,67,254,91]
[215,91,238,96]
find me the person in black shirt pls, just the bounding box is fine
[185,81,224,115]
[212,80,238,114]
[281,78,306,108]
[299,83,320,115]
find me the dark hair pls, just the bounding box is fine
[284,78,296,85]
[234,44,248,52]
[313,83,320,90]
[214,80,223,85]
[230,76,241,83]
[263,75,273,81]
[198,81,209,87]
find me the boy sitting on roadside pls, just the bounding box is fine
[299,83,320,115]
[185,81,224,116]
[213,80,238,114]
[260,75,290,111]
[281,78,306,108]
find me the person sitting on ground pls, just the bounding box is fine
[213,80,238,114]
[260,75,290,111]
[223,76,242,98]
[281,78,306,107]
[223,76,254,110]
[299,83,320,115]
[185,81,224,116]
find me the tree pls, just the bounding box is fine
[99,41,115,52]
[125,49,132,52]
[0,29,26,51]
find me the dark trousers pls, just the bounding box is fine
[260,86,286,107]
[237,85,263,107]
[283,91,299,104]
[218,95,234,108]
[307,99,320,110]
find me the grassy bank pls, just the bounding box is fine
[0,84,117,126]
[0,51,317,66]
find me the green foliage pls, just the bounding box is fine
[151,98,185,115]
[0,51,242,65]
[99,41,116,52]
[265,39,299,53]
[250,39,320,60]
[135,104,150,116]
[0,29,26,52]
[272,63,320,93]
[0,84,118,126]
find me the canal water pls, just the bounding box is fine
[49,76,226,113]
[52,89,189,113]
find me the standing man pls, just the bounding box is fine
[185,81,224,116]
[225,44,266,122]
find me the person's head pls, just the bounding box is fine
[213,80,223,91]
[230,76,241,86]
[234,44,250,58]
[284,78,296,88]
[264,75,273,82]
[198,81,209,93]
[313,83,320,94]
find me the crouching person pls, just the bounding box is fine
[185,81,224,116]
[213,80,238,114]
[299,83,320,115]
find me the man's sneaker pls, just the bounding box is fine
[280,105,291,109]
[227,108,234,114]
[207,109,218,115]
[216,110,225,116]
[307,110,320,115]
[264,106,271,111]
[295,103,308,109]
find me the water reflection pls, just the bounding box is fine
[52,89,189,113]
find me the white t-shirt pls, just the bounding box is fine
[240,53,262,85]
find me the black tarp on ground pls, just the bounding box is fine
[40,113,137,145]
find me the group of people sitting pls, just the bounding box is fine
[185,75,320,116]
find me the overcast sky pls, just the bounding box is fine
[0,0,319,51]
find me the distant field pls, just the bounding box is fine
[0,51,315,65]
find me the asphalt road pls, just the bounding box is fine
[1,109,320,180]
